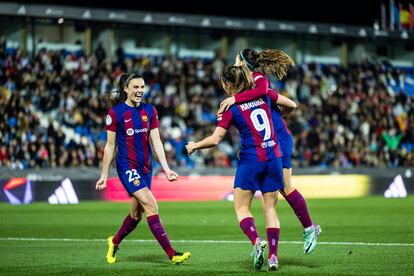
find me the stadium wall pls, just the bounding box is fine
[0,168,412,204]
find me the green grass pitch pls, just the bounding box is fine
[1,196,414,275]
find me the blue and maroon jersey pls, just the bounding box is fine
[217,96,282,163]
[235,71,291,137]
[270,105,292,138]
[105,102,160,174]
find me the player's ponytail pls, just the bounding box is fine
[257,49,295,80]
[108,72,144,107]
[220,66,254,96]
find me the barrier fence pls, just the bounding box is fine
[0,168,412,204]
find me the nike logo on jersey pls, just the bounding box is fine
[125,119,132,122]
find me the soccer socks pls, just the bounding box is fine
[147,214,175,259]
[239,217,259,245]
[284,189,313,228]
[112,214,140,245]
[266,228,280,258]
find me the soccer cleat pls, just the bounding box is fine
[106,236,119,264]
[253,238,267,270]
[267,254,279,271]
[171,251,191,265]
[303,224,322,255]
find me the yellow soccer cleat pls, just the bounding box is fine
[106,236,119,264]
[171,251,191,265]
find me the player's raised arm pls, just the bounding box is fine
[268,89,297,108]
[268,89,297,116]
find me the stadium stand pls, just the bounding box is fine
[1,43,413,169]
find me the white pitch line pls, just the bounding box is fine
[1,237,414,247]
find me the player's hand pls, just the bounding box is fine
[165,170,179,181]
[185,142,196,155]
[95,177,107,190]
[217,96,236,115]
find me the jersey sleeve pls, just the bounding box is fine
[105,108,117,132]
[217,109,233,129]
[268,89,279,103]
[150,106,160,130]
[234,72,269,103]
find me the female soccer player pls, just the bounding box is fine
[186,66,297,271]
[96,73,190,265]
[218,48,321,255]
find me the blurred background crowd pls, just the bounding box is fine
[1,43,413,170]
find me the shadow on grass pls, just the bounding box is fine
[281,257,319,269]
[123,254,167,264]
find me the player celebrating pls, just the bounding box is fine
[218,48,321,255]
[96,73,190,265]
[186,66,297,271]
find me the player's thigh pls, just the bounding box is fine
[262,190,279,209]
[132,188,158,215]
[233,188,255,211]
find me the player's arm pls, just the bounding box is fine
[150,128,179,181]
[96,130,116,190]
[269,89,297,116]
[218,74,269,114]
[186,127,227,154]
[149,138,159,162]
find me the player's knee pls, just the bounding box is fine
[234,206,250,217]
[262,200,276,211]
[143,203,158,216]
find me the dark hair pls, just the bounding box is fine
[109,73,144,106]
[219,66,254,96]
[239,48,295,80]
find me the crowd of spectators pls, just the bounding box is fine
[0,42,413,170]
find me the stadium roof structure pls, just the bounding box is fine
[0,2,413,41]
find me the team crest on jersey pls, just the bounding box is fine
[142,115,148,122]
[133,179,140,186]
[106,115,112,126]
[126,128,134,136]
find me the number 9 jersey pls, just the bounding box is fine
[217,95,282,164]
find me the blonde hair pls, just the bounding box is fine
[219,66,254,96]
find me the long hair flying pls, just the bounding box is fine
[239,48,295,80]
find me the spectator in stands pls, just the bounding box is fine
[95,42,106,65]
[0,45,413,169]
[116,42,125,69]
